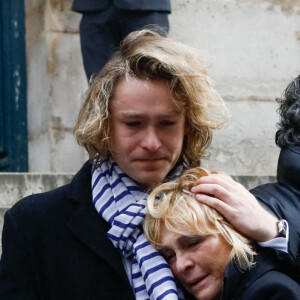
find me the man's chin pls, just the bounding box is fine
[135,172,167,190]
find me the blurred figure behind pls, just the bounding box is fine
[72,0,171,80]
[251,74,300,281]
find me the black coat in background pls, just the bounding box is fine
[72,0,171,79]
[72,0,171,13]
[0,162,135,300]
[251,145,300,281]
[251,145,300,232]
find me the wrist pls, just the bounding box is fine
[257,215,278,242]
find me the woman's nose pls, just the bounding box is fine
[176,252,194,273]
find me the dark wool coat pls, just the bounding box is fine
[0,162,135,300]
[71,0,171,79]
[222,250,300,300]
[72,0,171,13]
[1,152,300,299]
[251,145,300,282]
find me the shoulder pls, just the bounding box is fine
[251,180,300,225]
[9,183,70,216]
[4,184,73,231]
[7,160,92,221]
[3,161,92,235]
[242,270,300,299]
[250,182,279,199]
[250,183,284,219]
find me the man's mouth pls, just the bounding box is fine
[134,157,166,162]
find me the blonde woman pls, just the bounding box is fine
[144,168,300,300]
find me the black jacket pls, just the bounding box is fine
[251,145,300,231]
[72,0,171,13]
[251,145,300,281]
[1,157,300,299]
[222,250,300,299]
[0,162,135,300]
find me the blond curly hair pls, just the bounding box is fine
[75,30,228,167]
[144,168,256,271]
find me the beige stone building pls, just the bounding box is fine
[0,0,299,248]
[25,0,300,175]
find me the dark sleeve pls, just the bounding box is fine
[278,224,300,283]
[264,221,300,283]
[251,187,300,282]
[0,208,39,300]
[243,271,300,300]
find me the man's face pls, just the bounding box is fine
[109,77,186,190]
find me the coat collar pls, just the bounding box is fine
[67,161,130,283]
[277,145,300,191]
[222,250,279,299]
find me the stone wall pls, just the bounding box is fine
[25,0,88,173]
[0,173,74,250]
[25,0,300,174]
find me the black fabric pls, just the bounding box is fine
[277,145,300,191]
[251,145,300,282]
[1,153,300,299]
[75,1,170,79]
[0,162,135,300]
[222,250,300,299]
[72,0,171,13]
[79,5,169,79]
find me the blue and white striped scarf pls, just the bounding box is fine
[92,156,185,300]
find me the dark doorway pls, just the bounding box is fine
[0,0,28,171]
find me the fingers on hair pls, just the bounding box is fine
[144,167,256,270]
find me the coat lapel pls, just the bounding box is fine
[67,161,129,282]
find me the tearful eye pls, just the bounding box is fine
[125,121,141,127]
[161,120,176,126]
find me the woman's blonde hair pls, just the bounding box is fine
[74,29,228,167]
[143,168,256,271]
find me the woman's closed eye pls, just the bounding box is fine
[160,248,176,263]
[180,235,206,250]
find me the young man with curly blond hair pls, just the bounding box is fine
[0,30,298,300]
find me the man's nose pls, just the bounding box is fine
[176,252,194,274]
[141,127,162,152]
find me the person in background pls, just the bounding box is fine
[251,74,300,281]
[72,0,171,80]
[144,167,300,300]
[0,30,299,299]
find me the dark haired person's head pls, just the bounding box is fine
[276,75,300,148]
